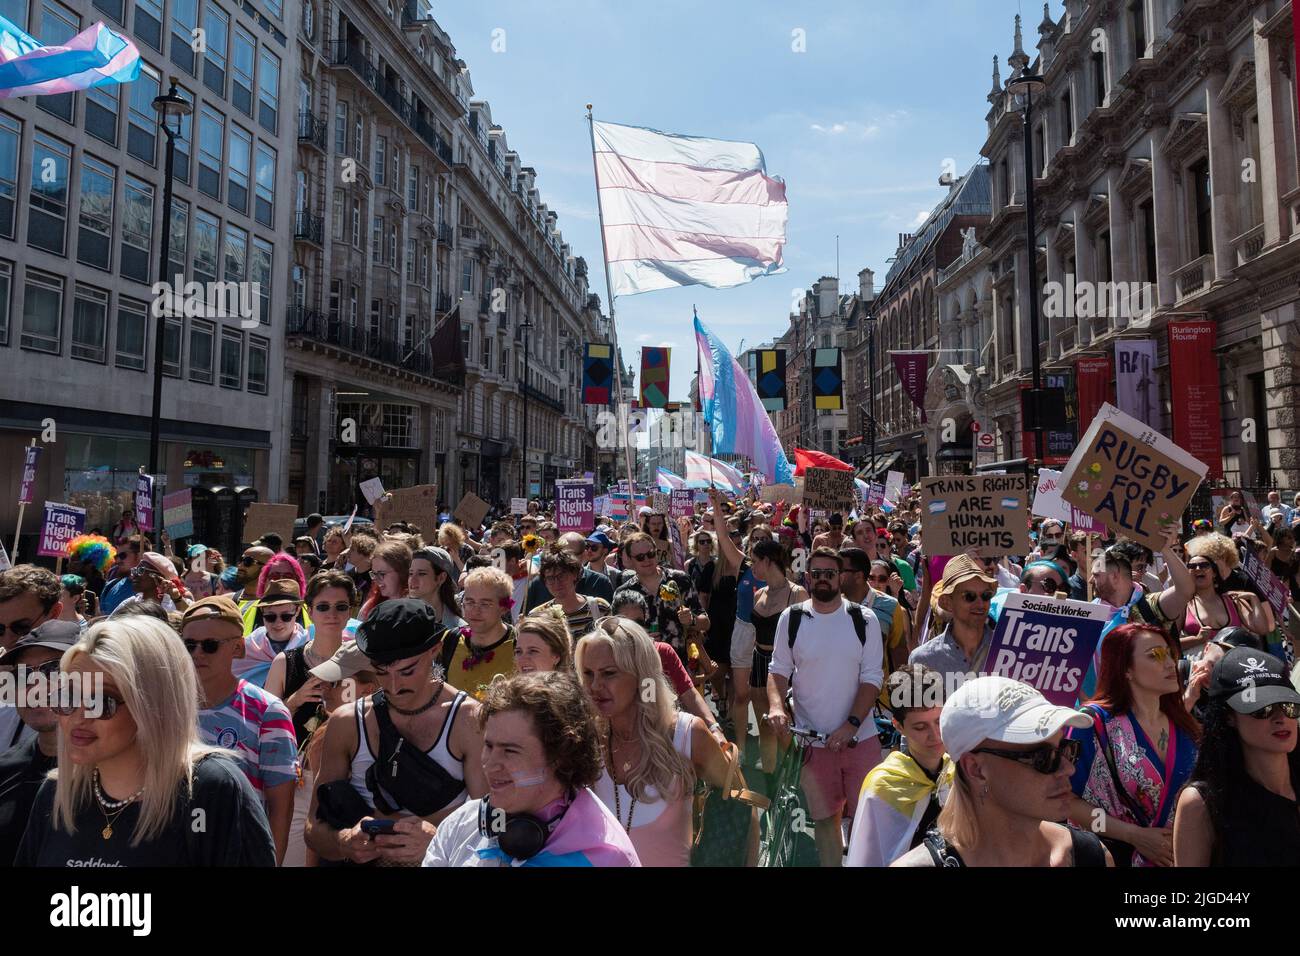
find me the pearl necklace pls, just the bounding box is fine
[92,768,144,840]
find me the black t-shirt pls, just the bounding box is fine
[14,753,275,867]
[0,736,56,867]
[686,558,715,598]
[1199,775,1300,867]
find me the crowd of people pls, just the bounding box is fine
[0,481,1296,868]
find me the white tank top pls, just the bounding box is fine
[594,710,694,827]
[348,690,468,814]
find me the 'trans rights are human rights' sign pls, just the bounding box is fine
[920,474,1031,556]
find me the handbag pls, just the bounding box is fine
[691,741,769,867]
[314,779,372,831]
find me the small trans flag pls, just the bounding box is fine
[927,500,947,515]
[1000,497,1020,510]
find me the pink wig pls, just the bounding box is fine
[256,553,307,599]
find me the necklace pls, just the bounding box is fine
[92,768,144,840]
[607,733,637,832]
[387,679,444,716]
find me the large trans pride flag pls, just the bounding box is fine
[0,16,140,98]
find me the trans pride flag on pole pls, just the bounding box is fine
[592,120,787,296]
[0,16,140,98]
[694,314,794,486]
[683,451,747,493]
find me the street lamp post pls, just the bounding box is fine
[1008,69,1047,465]
[519,314,533,501]
[866,310,877,478]
[148,82,193,486]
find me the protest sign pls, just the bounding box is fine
[920,475,1031,557]
[359,477,386,506]
[1032,468,1071,523]
[135,473,154,531]
[650,491,670,515]
[241,502,296,547]
[18,446,41,505]
[375,484,438,531]
[1060,402,1207,552]
[670,489,694,519]
[760,483,798,504]
[802,467,855,514]
[39,502,86,558]
[556,480,595,533]
[1240,547,1290,622]
[162,489,194,539]
[867,482,885,507]
[1069,506,1107,536]
[884,471,905,504]
[0,541,9,571]
[453,492,491,529]
[593,495,610,517]
[510,497,527,515]
[984,592,1111,707]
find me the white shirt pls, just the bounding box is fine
[770,597,884,743]
[422,798,497,867]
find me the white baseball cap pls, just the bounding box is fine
[940,675,1091,763]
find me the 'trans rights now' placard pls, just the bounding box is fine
[920,474,1031,556]
[1059,402,1207,552]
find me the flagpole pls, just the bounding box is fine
[693,307,718,495]
[587,105,640,502]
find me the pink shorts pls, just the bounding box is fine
[800,736,882,821]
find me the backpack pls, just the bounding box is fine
[786,600,871,649]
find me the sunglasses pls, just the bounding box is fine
[129,567,158,581]
[629,550,655,561]
[23,660,61,683]
[1187,561,1212,571]
[1144,645,1173,664]
[0,619,41,639]
[183,638,231,655]
[1249,701,1299,720]
[262,611,298,624]
[958,590,995,604]
[239,556,261,567]
[52,694,125,720]
[808,569,839,580]
[973,738,1081,775]
[313,601,352,614]
[584,542,599,551]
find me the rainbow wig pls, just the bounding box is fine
[65,534,116,573]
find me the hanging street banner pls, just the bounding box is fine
[38,502,85,558]
[754,349,787,412]
[1059,402,1207,552]
[1167,320,1225,480]
[582,343,613,404]
[920,474,1032,557]
[639,347,670,408]
[984,592,1111,707]
[893,352,929,423]
[812,348,844,410]
[1114,340,1159,430]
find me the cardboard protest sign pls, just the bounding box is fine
[760,482,798,504]
[920,475,1031,557]
[1060,402,1207,552]
[510,497,527,515]
[135,473,154,531]
[376,484,438,531]
[452,492,491,529]
[241,502,296,547]
[984,592,1111,707]
[359,477,386,505]
[39,502,86,558]
[1032,469,1071,523]
[1240,547,1290,622]
[802,467,855,514]
[650,491,670,515]
[884,471,905,504]
[556,480,595,533]
[162,489,194,539]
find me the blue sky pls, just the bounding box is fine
[435,0,1050,400]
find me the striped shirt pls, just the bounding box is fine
[198,680,299,797]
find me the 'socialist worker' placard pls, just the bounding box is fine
[984,592,1111,707]
[1059,401,1208,553]
[920,474,1031,557]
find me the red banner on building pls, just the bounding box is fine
[892,352,929,423]
[1075,355,1114,435]
[1167,321,1224,479]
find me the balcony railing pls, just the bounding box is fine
[522,381,565,414]
[287,306,442,379]
[294,211,324,245]
[1233,223,1266,267]
[401,0,434,28]
[1175,254,1213,300]
[478,293,492,316]
[330,41,453,166]
[436,290,452,313]
[437,221,453,246]
[297,111,327,150]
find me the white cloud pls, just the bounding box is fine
[912,209,930,226]
[809,120,880,140]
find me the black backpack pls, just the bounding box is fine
[786,600,871,649]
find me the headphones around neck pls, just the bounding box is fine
[478,796,566,862]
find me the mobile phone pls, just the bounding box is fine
[360,818,397,836]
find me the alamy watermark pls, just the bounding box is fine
[0,666,107,718]
[151,275,262,329]
[1043,274,1155,329]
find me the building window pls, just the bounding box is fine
[127,63,160,164]
[248,335,268,394]
[461,324,470,359]
[1091,51,1106,109]
[375,135,386,186]
[1129,0,1146,60]
[203,4,228,95]
[92,0,122,24]
[1138,197,1156,285]
[86,81,120,146]
[481,332,491,369]
[134,0,161,50]
[332,187,344,240]
[351,199,361,247]
[291,264,305,308]
[172,84,192,183]
[1097,230,1112,284]
[263,0,282,19]
[1062,91,1074,144]
[349,286,358,326]
[461,258,475,293]
[353,117,363,163]
[1034,125,1045,177]
[408,165,418,209]
[389,224,397,270]
[232,26,254,116]
[0,259,11,344]
[328,278,341,321]
[254,142,275,226]
[368,298,381,343]
[334,101,347,154]
[1191,158,1212,258]
[114,297,147,370]
[169,198,188,282]
[21,269,63,353]
[372,216,383,263]
[163,315,182,377]
[421,244,429,287]
[406,238,416,282]
[170,0,196,74]
[227,124,251,214]
[189,318,214,383]
[28,132,70,255]
[198,106,223,199]
[0,113,17,239]
[258,48,279,133]
[38,1,78,123]
[220,327,242,388]
[193,210,219,284]
[224,224,248,281]
[76,154,115,271]
[120,175,153,284]
[403,313,414,351]
[250,237,272,322]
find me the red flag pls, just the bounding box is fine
[793,447,853,476]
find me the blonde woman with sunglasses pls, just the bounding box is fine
[575,618,734,867]
[15,616,275,866]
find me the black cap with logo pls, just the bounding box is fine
[1207,647,1300,713]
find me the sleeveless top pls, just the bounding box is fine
[1196,776,1300,866]
[920,824,1107,867]
[1184,593,1243,642]
[282,646,316,744]
[348,690,469,815]
[751,587,797,651]
[594,711,695,868]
